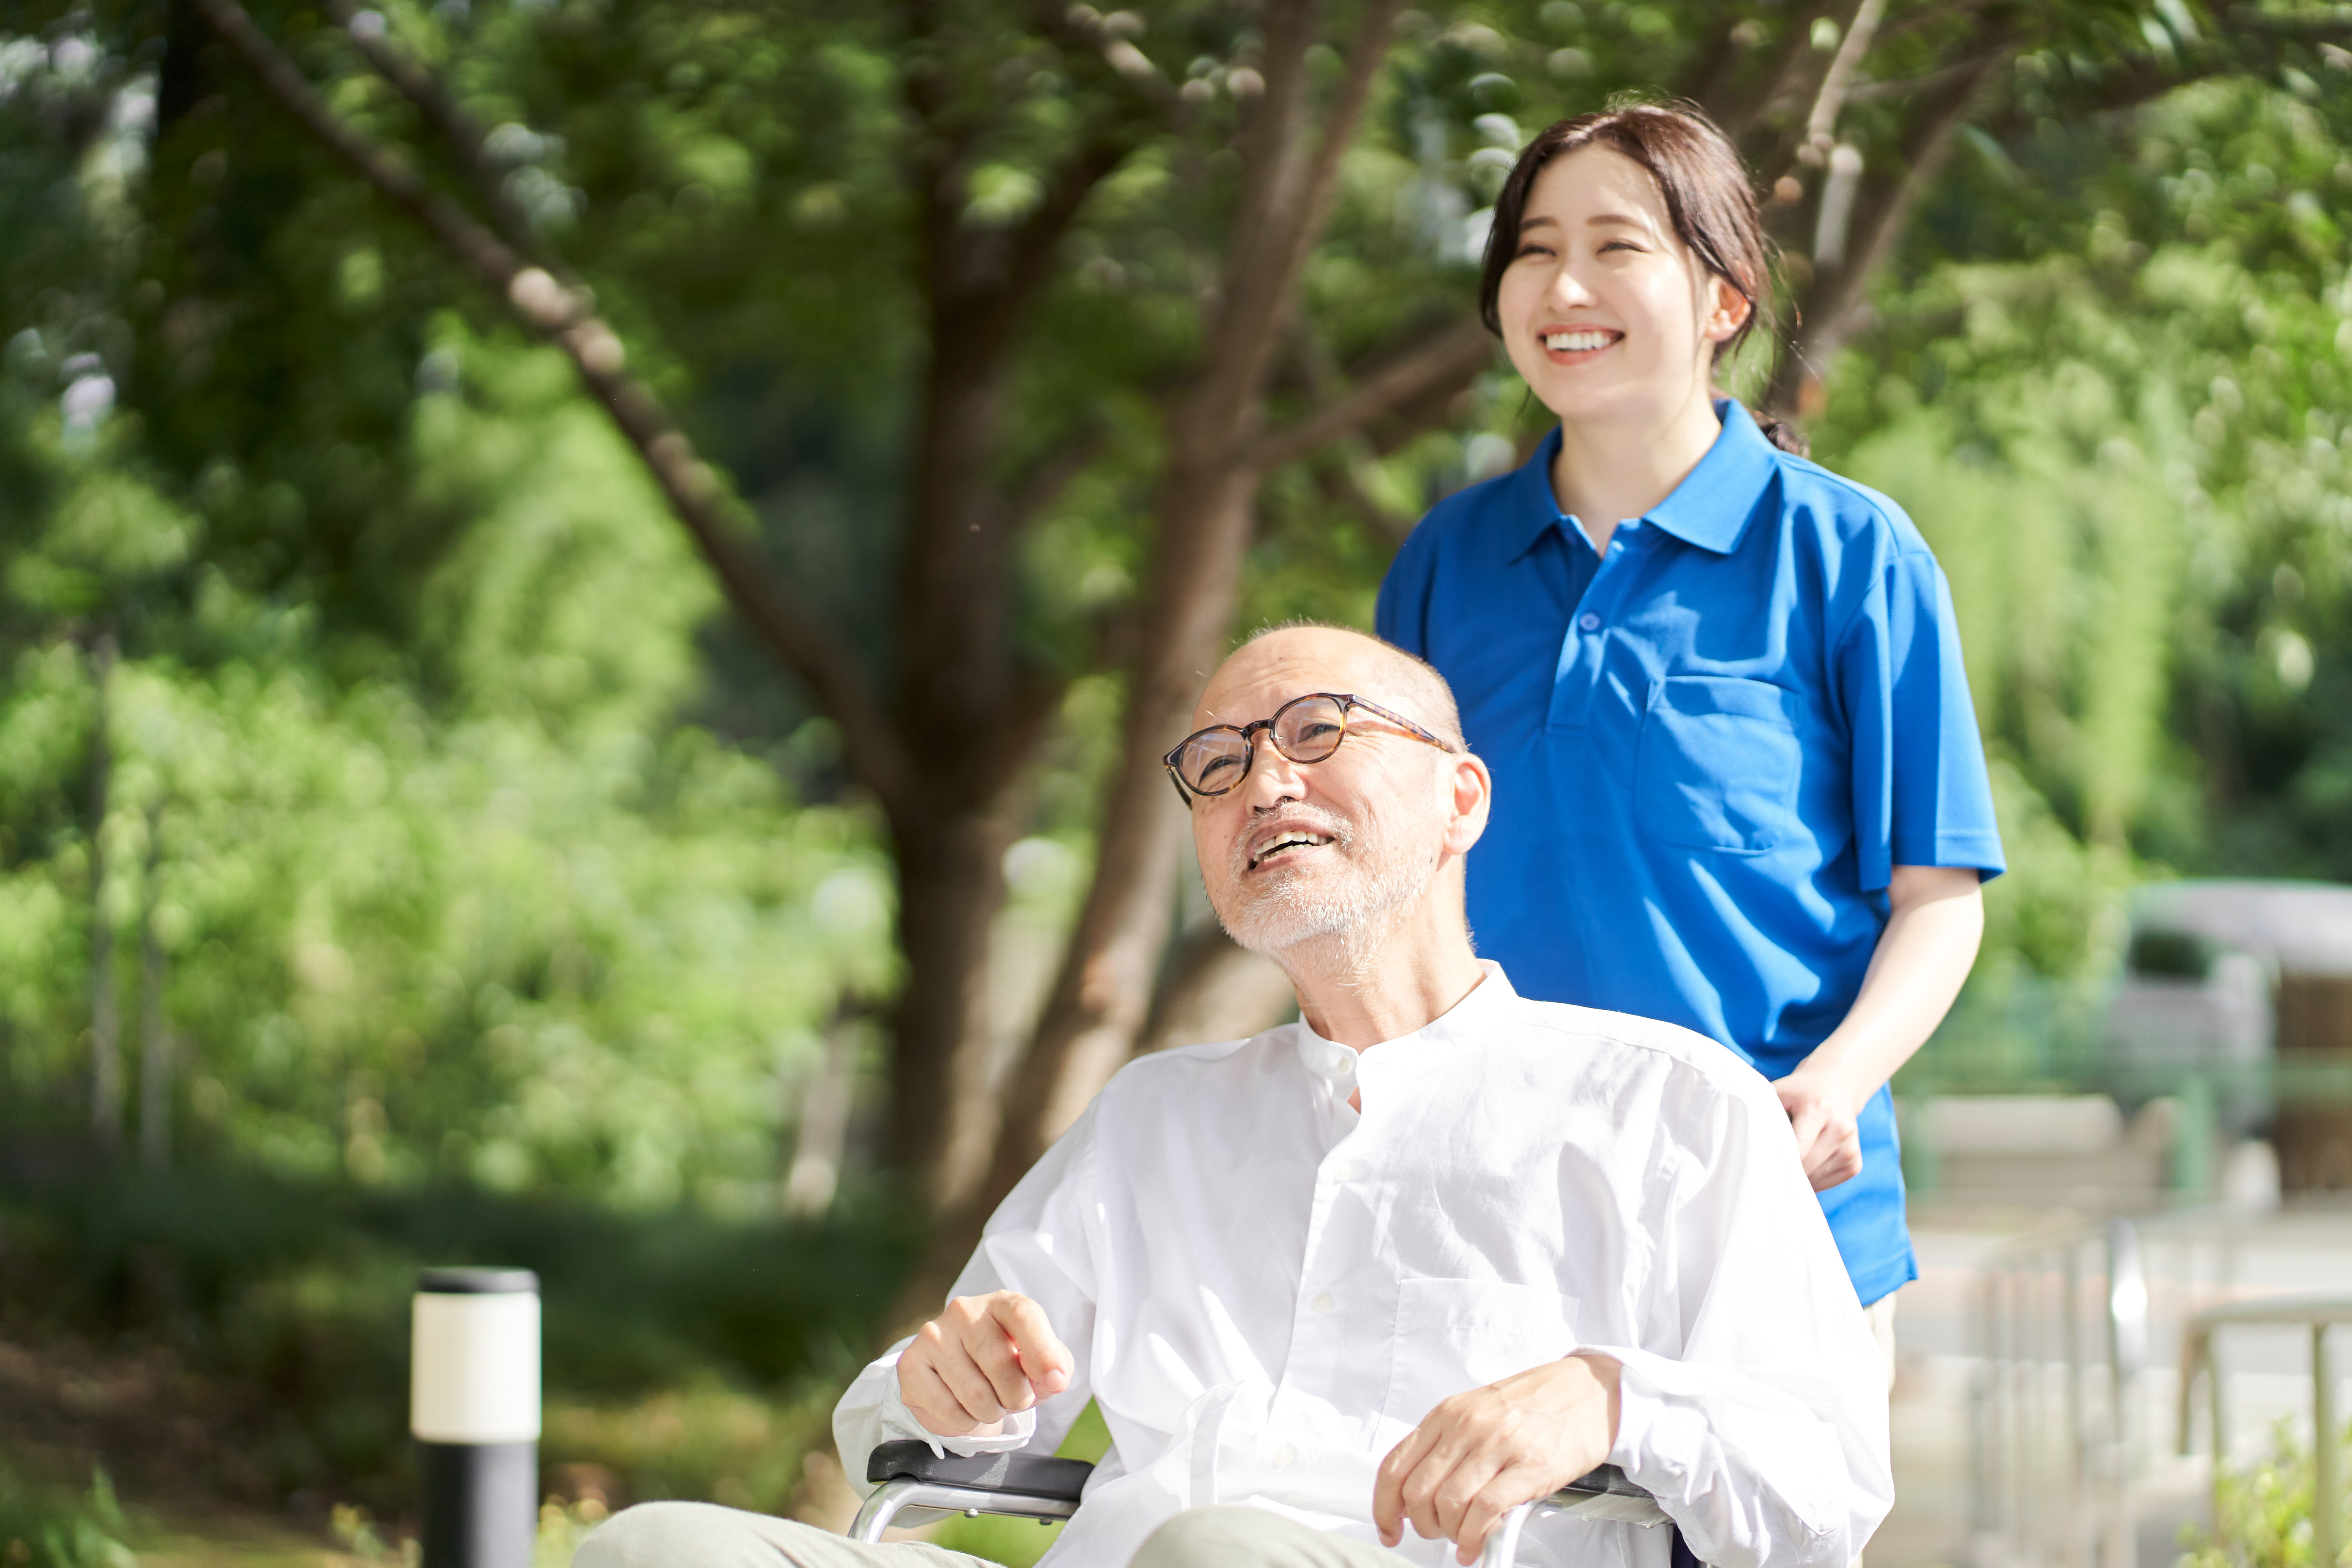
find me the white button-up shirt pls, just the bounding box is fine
[836,964,1892,1568]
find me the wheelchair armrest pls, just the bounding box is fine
[1555,1463,1659,1513]
[865,1439,1094,1503]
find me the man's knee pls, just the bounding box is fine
[571,1501,796,1568]
[1137,1506,1323,1568]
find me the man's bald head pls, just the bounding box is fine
[1183,622,1490,985]
[1195,623,1465,750]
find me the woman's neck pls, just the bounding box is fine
[1547,383,1726,555]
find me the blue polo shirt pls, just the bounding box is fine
[1377,401,2004,1304]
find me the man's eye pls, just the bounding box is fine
[1197,754,1243,786]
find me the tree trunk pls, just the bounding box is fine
[885,803,1021,1206]
[139,800,172,1171]
[1136,921,1296,1057]
[782,1004,863,1216]
[87,634,121,1159]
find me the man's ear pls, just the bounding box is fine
[1443,751,1492,857]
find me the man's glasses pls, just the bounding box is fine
[1163,692,1459,806]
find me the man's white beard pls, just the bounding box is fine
[1216,803,1435,978]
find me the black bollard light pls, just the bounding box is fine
[411,1267,541,1568]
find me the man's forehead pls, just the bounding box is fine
[1193,632,1392,727]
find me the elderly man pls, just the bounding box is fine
[578,625,1892,1568]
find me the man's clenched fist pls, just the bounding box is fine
[897,1290,1074,1439]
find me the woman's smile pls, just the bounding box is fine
[1539,325,1621,362]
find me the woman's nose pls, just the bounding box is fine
[1547,263,1596,308]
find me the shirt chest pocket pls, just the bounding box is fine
[1381,1278,1581,1430]
[1633,676,1803,855]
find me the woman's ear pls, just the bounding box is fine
[1703,274,1752,345]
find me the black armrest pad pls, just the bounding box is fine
[1563,1464,1649,1499]
[866,1439,1094,1503]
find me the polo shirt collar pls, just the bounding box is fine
[1504,399,1780,562]
[1646,399,1779,555]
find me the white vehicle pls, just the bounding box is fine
[2104,879,2352,1138]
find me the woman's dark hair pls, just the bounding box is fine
[1477,99,1807,456]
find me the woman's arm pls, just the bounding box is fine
[1774,864,1984,1191]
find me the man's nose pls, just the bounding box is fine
[1241,731,1309,808]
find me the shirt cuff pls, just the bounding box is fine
[879,1352,1038,1457]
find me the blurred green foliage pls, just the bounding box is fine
[0,325,899,1205]
[2180,1416,2352,1568]
[0,1467,137,1568]
[0,1163,917,1513]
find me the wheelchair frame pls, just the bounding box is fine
[851,1440,1667,1567]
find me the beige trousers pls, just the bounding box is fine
[570,1501,1411,1568]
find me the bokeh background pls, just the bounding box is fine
[4,1,2352,1564]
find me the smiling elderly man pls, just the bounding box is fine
[576,625,1892,1568]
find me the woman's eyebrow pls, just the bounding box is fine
[1584,212,1646,229]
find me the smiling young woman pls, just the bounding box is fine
[1377,102,2007,1336]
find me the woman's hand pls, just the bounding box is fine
[1780,865,1985,1192]
[1774,1066,1865,1191]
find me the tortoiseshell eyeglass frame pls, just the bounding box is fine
[1162,691,1460,808]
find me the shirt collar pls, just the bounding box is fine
[1503,399,1779,563]
[1292,960,1519,1087]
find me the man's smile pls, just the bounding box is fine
[1247,824,1336,871]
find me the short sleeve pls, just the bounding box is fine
[1835,549,2005,893]
[1375,528,1432,656]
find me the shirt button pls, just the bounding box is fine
[1330,1160,1356,1182]
[1578,612,1601,632]
[1272,1445,1296,1469]
[1310,1291,1335,1314]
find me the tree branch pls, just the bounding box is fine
[1803,0,1888,150]
[189,0,917,814]
[316,0,553,273]
[1246,318,1493,473]
[1040,2,1183,116]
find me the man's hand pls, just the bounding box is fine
[896,1290,1073,1440]
[1373,1353,1621,1566]
[1774,1066,1865,1191]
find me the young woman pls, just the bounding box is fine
[1377,103,2004,1325]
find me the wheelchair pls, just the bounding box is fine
[851,1438,1670,1568]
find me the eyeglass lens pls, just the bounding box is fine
[1177,694,1350,795]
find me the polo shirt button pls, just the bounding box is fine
[1330,1160,1356,1182]
[1272,1445,1296,1468]
[1310,1291,1335,1314]
[1578,612,1601,632]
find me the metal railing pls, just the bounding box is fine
[1971,1207,2258,1568]
[2178,1294,2352,1568]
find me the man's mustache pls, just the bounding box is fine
[1230,803,1354,881]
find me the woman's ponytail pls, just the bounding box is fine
[1751,414,1810,457]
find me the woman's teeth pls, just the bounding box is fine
[1544,330,1613,352]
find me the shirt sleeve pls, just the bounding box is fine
[1576,1074,1894,1568]
[1836,545,2005,892]
[1375,528,1431,656]
[833,1102,1104,1490]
